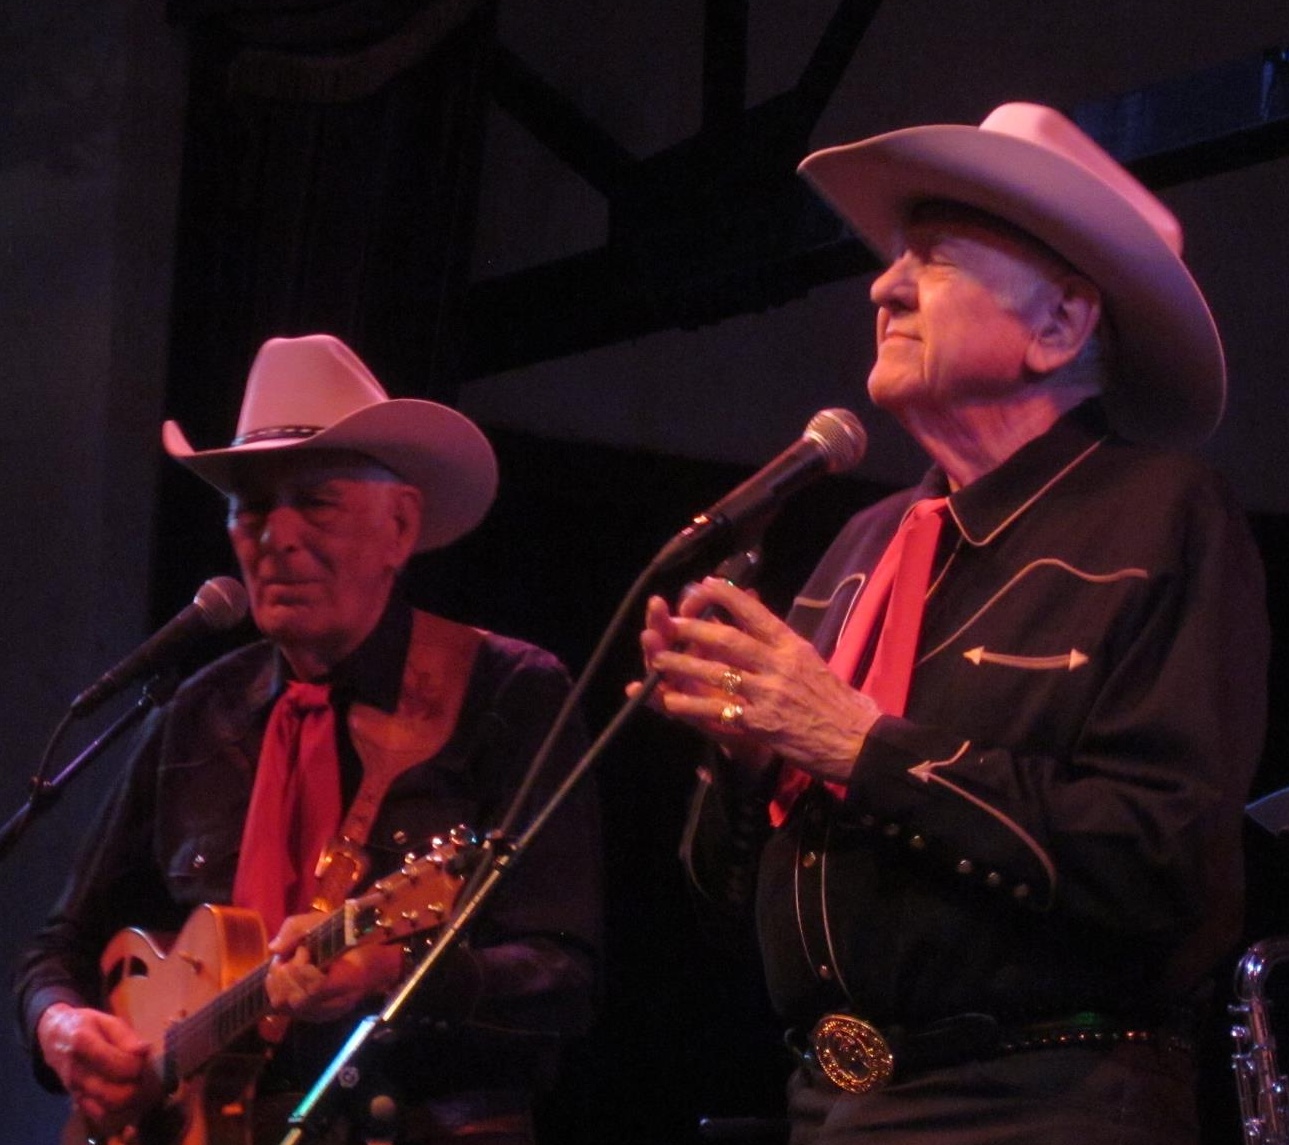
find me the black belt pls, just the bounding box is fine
[790,1010,1194,1094]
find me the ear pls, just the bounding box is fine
[1024,276,1102,376]
[387,485,424,569]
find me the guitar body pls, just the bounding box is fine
[61,845,466,1145]
[64,905,270,1145]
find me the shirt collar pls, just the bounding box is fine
[943,400,1112,547]
[271,593,412,712]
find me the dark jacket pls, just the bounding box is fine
[687,402,1268,1031]
[15,599,602,1122]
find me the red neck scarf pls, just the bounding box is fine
[769,497,948,826]
[232,680,343,936]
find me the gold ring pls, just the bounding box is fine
[720,669,743,695]
[718,702,744,730]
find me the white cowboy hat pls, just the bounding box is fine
[797,102,1225,446]
[162,333,498,552]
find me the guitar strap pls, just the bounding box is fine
[311,610,484,910]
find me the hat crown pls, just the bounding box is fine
[978,102,1183,256]
[795,101,1224,444]
[164,332,500,551]
[236,335,389,443]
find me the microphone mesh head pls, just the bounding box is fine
[194,576,250,629]
[805,409,868,475]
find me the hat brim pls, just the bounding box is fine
[163,398,498,552]
[798,124,1225,447]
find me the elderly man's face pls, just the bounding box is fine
[226,451,421,676]
[867,205,1078,417]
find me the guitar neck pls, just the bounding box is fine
[161,907,352,1085]
[132,844,464,1093]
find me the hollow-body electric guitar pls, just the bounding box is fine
[64,842,467,1145]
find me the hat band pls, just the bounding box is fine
[233,425,323,446]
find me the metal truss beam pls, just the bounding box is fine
[461,21,1289,381]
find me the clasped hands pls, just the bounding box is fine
[629,576,880,785]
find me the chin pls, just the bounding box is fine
[252,606,317,642]
[867,376,915,413]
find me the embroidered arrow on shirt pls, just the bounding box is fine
[907,744,1059,899]
[908,742,970,784]
[962,646,1088,671]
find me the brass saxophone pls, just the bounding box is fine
[1232,936,1289,1144]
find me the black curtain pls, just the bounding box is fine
[155,0,497,599]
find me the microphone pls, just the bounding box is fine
[653,408,867,571]
[71,577,249,715]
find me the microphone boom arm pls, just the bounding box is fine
[0,675,176,865]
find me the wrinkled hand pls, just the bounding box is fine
[265,912,405,1024]
[38,1002,157,1135]
[630,577,881,784]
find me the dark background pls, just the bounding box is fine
[4,3,1289,1143]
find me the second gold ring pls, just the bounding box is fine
[718,702,745,730]
[720,669,743,695]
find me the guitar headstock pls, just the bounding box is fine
[347,830,476,943]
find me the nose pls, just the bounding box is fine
[256,504,305,552]
[870,251,917,312]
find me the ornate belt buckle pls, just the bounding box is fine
[809,1012,895,1094]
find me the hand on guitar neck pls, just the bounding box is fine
[264,911,406,1024]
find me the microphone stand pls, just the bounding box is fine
[280,546,760,1144]
[0,674,176,865]
[281,675,664,1144]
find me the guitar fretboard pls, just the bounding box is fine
[161,908,352,1087]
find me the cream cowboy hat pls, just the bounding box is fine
[797,102,1225,446]
[162,334,498,552]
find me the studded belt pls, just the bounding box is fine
[794,1010,1193,1095]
